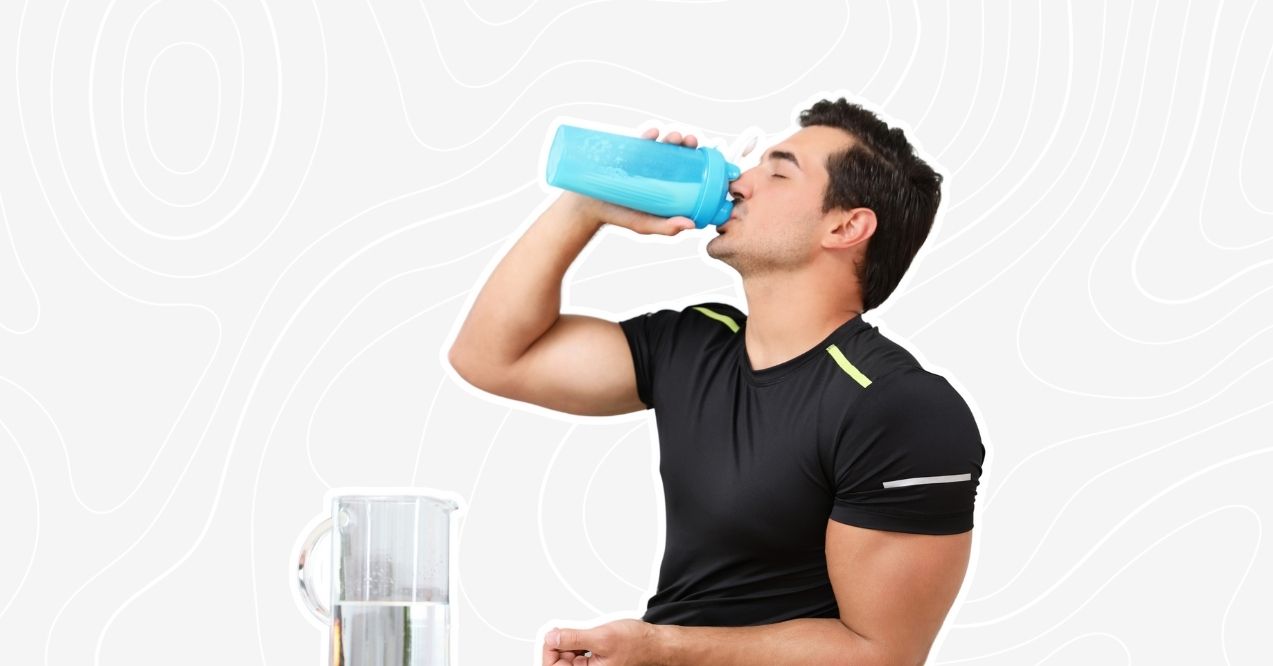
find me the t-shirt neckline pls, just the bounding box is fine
[738,313,868,386]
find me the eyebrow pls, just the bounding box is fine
[763,149,802,171]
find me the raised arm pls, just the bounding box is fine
[448,129,701,416]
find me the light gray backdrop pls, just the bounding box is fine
[2,1,1270,664]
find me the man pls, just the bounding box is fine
[449,97,986,665]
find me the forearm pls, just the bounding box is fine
[652,618,884,666]
[450,193,602,368]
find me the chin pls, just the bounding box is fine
[705,242,739,268]
[705,237,727,259]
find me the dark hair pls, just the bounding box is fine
[798,97,943,312]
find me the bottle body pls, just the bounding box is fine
[545,124,741,228]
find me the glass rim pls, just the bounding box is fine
[333,493,458,505]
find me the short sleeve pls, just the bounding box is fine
[618,309,681,410]
[830,370,985,534]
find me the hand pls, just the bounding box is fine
[541,619,662,666]
[561,127,702,236]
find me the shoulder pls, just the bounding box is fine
[821,317,924,394]
[872,367,968,405]
[683,301,747,334]
[862,367,975,419]
[850,368,982,454]
[620,300,747,337]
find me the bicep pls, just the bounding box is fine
[500,314,646,416]
[825,520,972,664]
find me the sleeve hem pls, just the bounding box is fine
[618,317,655,410]
[829,506,974,535]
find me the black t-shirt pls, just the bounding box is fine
[619,301,985,627]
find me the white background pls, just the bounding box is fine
[2,1,1271,664]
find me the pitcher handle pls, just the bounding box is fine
[295,517,332,622]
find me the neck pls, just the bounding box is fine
[741,267,863,372]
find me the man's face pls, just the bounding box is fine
[706,125,856,277]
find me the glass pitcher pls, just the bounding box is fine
[295,489,463,666]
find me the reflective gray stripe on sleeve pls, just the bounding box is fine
[881,473,972,489]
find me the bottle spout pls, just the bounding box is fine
[711,199,735,227]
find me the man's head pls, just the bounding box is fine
[705,98,943,312]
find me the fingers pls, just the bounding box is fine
[636,216,696,236]
[667,217,698,234]
[543,629,571,666]
[542,643,586,664]
[598,200,696,236]
[641,127,700,148]
[542,634,556,666]
[543,628,586,666]
[543,646,583,665]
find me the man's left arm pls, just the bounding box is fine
[653,522,970,665]
[545,524,971,666]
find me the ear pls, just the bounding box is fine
[823,207,876,251]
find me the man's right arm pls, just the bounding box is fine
[448,147,699,416]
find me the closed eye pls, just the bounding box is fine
[772,173,786,179]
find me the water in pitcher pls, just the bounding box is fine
[332,601,449,666]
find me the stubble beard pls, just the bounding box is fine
[706,230,809,280]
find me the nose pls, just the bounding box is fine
[728,168,753,203]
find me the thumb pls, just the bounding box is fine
[550,627,593,651]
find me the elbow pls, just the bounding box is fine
[844,652,917,666]
[864,645,928,666]
[446,343,463,373]
[447,344,482,387]
[837,632,924,666]
[448,343,512,396]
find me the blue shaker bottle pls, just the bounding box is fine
[545,124,742,228]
